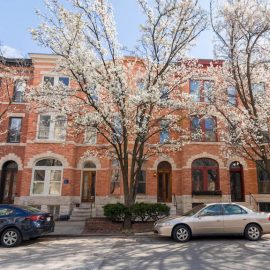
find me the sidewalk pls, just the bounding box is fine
[47,220,155,237]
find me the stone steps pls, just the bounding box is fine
[70,205,96,221]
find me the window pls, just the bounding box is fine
[47,205,60,219]
[191,116,217,142]
[32,159,63,196]
[256,160,270,194]
[136,170,146,194]
[7,117,22,143]
[160,87,169,100]
[137,80,145,91]
[85,127,97,144]
[203,81,213,103]
[13,80,26,103]
[190,80,200,102]
[112,116,122,142]
[227,86,237,106]
[160,120,169,143]
[252,83,264,96]
[190,80,213,102]
[0,207,14,217]
[110,160,120,194]
[37,114,67,141]
[259,203,270,212]
[192,158,220,194]
[87,85,99,103]
[43,76,69,86]
[199,204,222,216]
[223,204,247,215]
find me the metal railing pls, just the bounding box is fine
[249,192,259,211]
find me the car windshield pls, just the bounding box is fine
[182,204,206,216]
[18,206,43,213]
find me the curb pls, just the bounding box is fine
[43,232,156,238]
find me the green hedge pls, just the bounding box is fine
[103,202,170,222]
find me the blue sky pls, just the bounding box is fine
[0,0,213,59]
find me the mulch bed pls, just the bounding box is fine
[83,218,154,234]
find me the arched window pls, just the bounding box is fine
[192,158,220,194]
[32,159,63,196]
[13,80,26,103]
[83,161,96,169]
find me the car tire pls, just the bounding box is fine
[1,228,22,248]
[244,224,262,241]
[172,225,191,242]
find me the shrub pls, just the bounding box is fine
[103,202,170,222]
[103,203,130,222]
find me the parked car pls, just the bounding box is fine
[154,203,270,242]
[0,205,54,247]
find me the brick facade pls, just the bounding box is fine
[0,54,269,217]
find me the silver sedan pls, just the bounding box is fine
[154,203,270,242]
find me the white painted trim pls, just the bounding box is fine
[226,157,248,170]
[152,156,177,170]
[0,153,23,170]
[7,113,25,117]
[77,157,101,170]
[184,152,225,169]
[25,152,69,168]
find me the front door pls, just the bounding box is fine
[230,162,244,202]
[0,161,18,204]
[157,161,172,202]
[82,171,96,202]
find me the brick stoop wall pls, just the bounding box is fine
[84,218,155,234]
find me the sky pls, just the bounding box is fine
[0,0,214,59]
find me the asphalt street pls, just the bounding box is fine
[0,235,270,270]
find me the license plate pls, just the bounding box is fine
[46,217,51,221]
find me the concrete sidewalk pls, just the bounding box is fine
[47,220,155,237]
[50,221,86,236]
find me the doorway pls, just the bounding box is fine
[157,161,172,203]
[0,161,18,204]
[81,161,96,203]
[230,161,244,202]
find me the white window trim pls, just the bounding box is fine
[36,113,67,141]
[30,164,63,196]
[84,127,97,144]
[42,75,70,87]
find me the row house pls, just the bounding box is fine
[0,54,269,218]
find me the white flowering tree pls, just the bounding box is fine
[0,48,28,132]
[208,0,270,182]
[30,0,206,226]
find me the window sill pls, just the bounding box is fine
[34,139,66,144]
[192,190,222,196]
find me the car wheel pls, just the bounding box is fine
[1,228,22,248]
[172,225,191,242]
[244,224,262,241]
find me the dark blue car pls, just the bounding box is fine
[0,205,54,247]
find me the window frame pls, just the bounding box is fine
[192,158,220,194]
[42,75,70,87]
[37,113,67,141]
[189,79,213,103]
[13,80,26,103]
[190,116,217,142]
[7,117,22,143]
[84,126,97,144]
[136,170,146,194]
[31,159,63,196]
